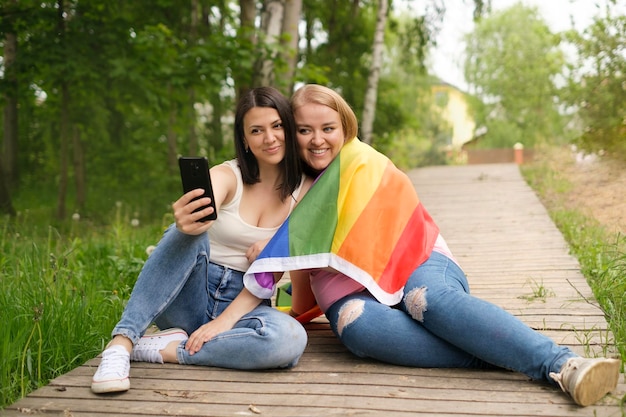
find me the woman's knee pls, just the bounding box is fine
[335,299,366,336]
[264,312,308,348]
[265,316,308,367]
[403,287,428,322]
[158,224,209,252]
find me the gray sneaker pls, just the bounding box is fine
[130,328,188,363]
[549,357,621,406]
[91,345,131,394]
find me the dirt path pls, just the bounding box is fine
[533,146,626,236]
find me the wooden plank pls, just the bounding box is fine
[3,163,624,417]
[6,359,623,417]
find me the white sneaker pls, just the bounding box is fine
[130,328,188,363]
[91,345,130,394]
[549,357,621,406]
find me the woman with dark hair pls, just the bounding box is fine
[234,86,302,199]
[91,86,312,394]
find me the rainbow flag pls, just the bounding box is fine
[243,138,439,306]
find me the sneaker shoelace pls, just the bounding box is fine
[549,369,567,392]
[131,340,164,363]
[549,358,577,393]
[95,347,130,379]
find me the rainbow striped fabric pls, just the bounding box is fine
[243,138,439,305]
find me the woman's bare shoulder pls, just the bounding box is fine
[210,162,238,207]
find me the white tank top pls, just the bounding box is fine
[208,160,304,272]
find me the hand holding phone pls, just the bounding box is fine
[178,156,217,222]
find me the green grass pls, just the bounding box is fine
[0,204,169,409]
[517,278,555,303]
[522,151,626,362]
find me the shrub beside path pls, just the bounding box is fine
[2,163,624,417]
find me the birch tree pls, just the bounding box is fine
[361,0,387,145]
[278,0,302,94]
[257,0,285,86]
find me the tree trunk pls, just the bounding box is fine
[206,1,224,155]
[72,126,86,211]
[56,83,70,220]
[257,0,284,87]
[237,0,257,99]
[3,3,19,187]
[167,95,178,175]
[361,0,387,145]
[208,90,224,155]
[188,0,200,155]
[0,157,16,216]
[279,0,301,94]
[188,90,198,156]
[55,0,69,220]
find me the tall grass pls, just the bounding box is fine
[0,204,168,409]
[522,148,626,361]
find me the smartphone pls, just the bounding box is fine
[178,156,217,222]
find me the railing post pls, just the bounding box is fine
[513,142,524,165]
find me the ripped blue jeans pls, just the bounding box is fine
[324,251,576,382]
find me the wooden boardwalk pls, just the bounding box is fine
[3,163,624,417]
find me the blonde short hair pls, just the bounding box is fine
[291,84,358,141]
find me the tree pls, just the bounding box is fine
[249,0,302,95]
[300,0,374,113]
[0,0,495,224]
[361,0,387,145]
[256,0,284,86]
[464,3,565,148]
[55,0,71,219]
[236,0,257,98]
[561,5,626,157]
[279,0,302,94]
[2,0,19,188]
[0,157,15,216]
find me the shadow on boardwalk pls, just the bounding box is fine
[3,163,624,417]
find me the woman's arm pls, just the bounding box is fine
[185,287,262,355]
[185,174,315,353]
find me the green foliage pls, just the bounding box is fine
[300,0,376,111]
[366,12,449,160]
[373,72,450,169]
[1,0,454,224]
[3,0,244,224]
[560,11,626,159]
[0,212,165,408]
[464,3,566,148]
[380,128,447,170]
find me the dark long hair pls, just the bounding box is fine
[234,87,302,201]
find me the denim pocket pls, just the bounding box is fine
[207,263,245,318]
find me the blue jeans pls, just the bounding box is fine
[325,251,576,383]
[112,224,307,370]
